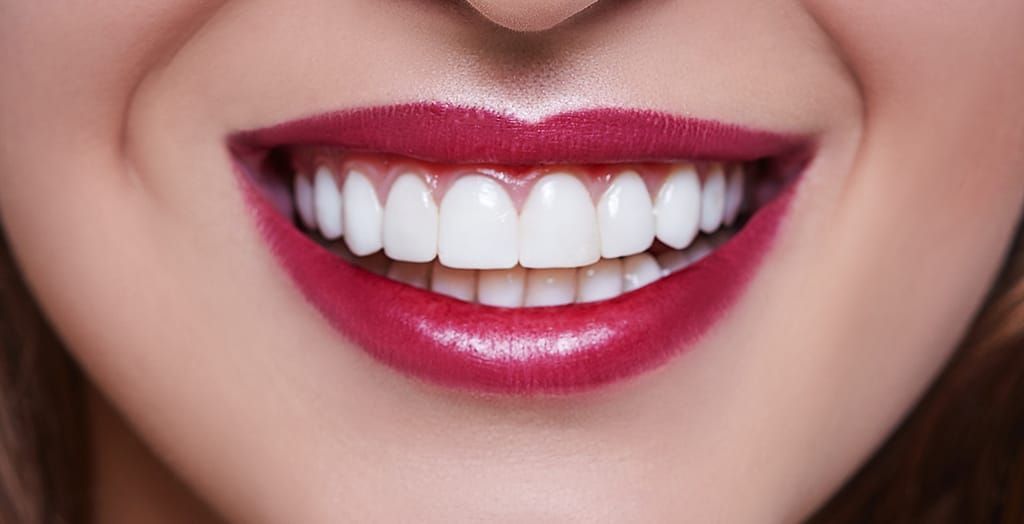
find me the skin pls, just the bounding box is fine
[1,1,1023,522]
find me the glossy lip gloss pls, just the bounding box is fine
[232,103,806,394]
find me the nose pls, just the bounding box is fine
[463,0,601,32]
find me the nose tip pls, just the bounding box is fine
[464,0,601,32]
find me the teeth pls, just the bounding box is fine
[524,268,578,307]
[383,173,439,263]
[477,266,527,308]
[387,261,432,289]
[687,238,714,264]
[622,253,661,292]
[295,156,757,307]
[576,258,624,303]
[597,171,656,258]
[699,164,726,234]
[354,252,391,276]
[343,170,384,256]
[430,262,477,301]
[656,250,691,276]
[293,173,318,231]
[520,174,601,269]
[654,164,701,249]
[313,166,343,240]
[438,175,519,270]
[724,164,745,227]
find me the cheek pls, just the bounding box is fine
[805,0,1024,308]
[0,1,224,286]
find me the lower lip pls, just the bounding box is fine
[242,174,794,394]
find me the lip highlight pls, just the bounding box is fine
[234,103,803,394]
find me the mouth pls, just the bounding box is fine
[231,103,809,394]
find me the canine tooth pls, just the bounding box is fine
[622,253,661,292]
[438,175,519,269]
[387,261,432,289]
[576,259,624,303]
[724,165,745,226]
[343,170,384,256]
[700,164,726,233]
[314,166,343,240]
[597,171,655,258]
[524,268,578,307]
[654,165,701,249]
[294,173,317,231]
[656,250,691,275]
[383,174,438,263]
[477,266,527,308]
[520,174,600,268]
[431,262,477,301]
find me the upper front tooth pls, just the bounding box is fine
[622,253,662,292]
[576,258,624,303]
[383,173,439,263]
[723,164,745,226]
[597,171,655,258]
[654,164,701,249]
[699,164,726,234]
[520,173,601,269]
[438,175,519,269]
[294,173,318,231]
[313,166,343,240]
[343,169,384,256]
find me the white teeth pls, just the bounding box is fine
[387,261,432,289]
[430,262,477,301]
[656,250,691,276]
[438,175,519,270]
[313,166,343,240]
[724,164,745,227]
[622,253,661,292]
[294,173,318,231]
[576,259,624,303]
[342,170,384,256]
[383,174,439,263]
[297,158,753,307]
[520,174,601,269]
[654,164,701,249]
[687,238,714,264]
[477,266,527,308]
[597,171,656,258]
[699,164,726,234]
[524,268,578,307]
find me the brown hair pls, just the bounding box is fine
[0,223,1021,524]
[0,235,88,523]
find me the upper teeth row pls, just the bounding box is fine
[293,164,745,270]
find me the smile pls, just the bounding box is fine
[232,103,809,394]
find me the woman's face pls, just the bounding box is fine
[2,1,1022,521]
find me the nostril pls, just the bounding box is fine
[462,0,601,32]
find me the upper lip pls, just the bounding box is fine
[234,103,808,394]
[230,102,803,165]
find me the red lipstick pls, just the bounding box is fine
[233,103,804,394]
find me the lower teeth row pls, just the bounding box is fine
[325,230,733,308]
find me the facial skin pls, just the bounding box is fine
[1,1,1023,522]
